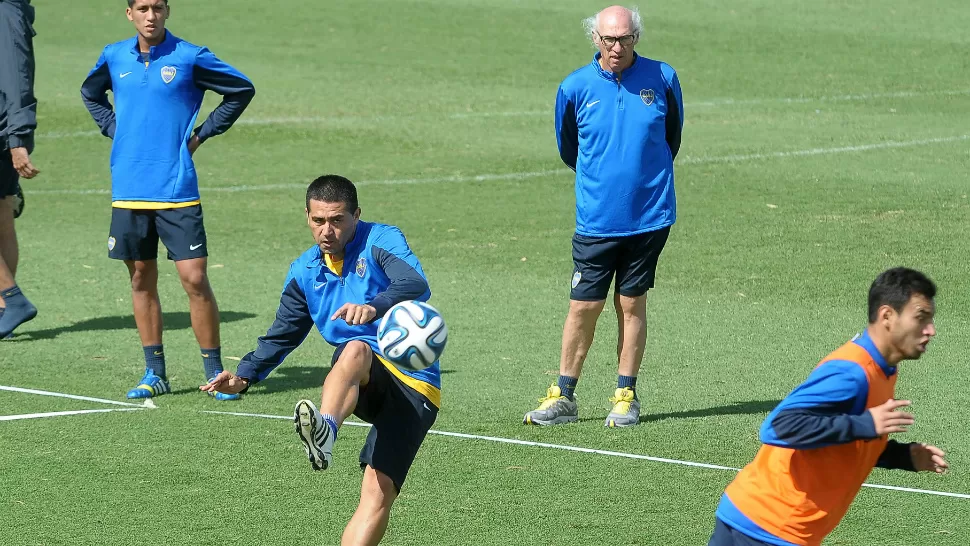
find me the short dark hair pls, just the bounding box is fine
[305,175,359,213]
[867,267,936,323]
[128,0,169,7]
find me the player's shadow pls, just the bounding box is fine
[576,399,781,424]
[254,365,457,394]
[9,311,258,341]
[639,399,781,423]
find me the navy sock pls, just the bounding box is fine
[144,345,166,378]
[618,375,637,395]
[202,347,223,380]
[0,285,36,337]
[557,375,578,400]
[321,413,339,441]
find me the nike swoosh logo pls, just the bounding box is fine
[120,72,132,78]
[423,402,431,411]
[153,351,163,356]
[586,100,601,108]
[190,243,203,250]
[314,283,325,290]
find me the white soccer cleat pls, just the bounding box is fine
[294,399,334,471]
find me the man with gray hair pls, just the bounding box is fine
[524,5,683,428]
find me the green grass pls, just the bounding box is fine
[2,0,969,544]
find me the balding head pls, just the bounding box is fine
[583,5,642,73]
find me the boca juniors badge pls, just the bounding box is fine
[640,89,655,106]
[356,257,367,278]
[160,66,177,84]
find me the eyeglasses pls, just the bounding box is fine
[597,33,636,48]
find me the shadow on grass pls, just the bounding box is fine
[575,399,782,424]
[8,311,258,341]
[252,364,458,394]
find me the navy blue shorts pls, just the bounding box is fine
[332,342,438,492]
[0,148,18,198]
[108,205,208,262]
[570,227,670,301]
[708,519,774,546]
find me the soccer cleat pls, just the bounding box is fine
[205,378,241,401]
[605,387,640,428]
[294,399,333,471]
[523,385,578,426]
[126,369,170,399]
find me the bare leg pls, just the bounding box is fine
[615,293,648,377]
[559,299,607,378]
[126,260,162,346]
[341,466,397,546]
[174,257,219,349]
[320,340,373,425]
[0,196,17,306]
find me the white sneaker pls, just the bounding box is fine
[294,399,334,470]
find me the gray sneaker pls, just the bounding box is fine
[523,385,578,425]
[604,387,640,428]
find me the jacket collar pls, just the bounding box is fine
[591,52,640,82]
[852,329,896,377]
[128,29,176,59]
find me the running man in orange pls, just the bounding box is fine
[709,267,949,546]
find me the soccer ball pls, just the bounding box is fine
[377,301,448,371]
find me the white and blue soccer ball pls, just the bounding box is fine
[377,301,448,371]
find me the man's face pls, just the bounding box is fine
[307,199,360,256]
[594,13,638,73]
[127,0,168,43]
[886,293,937,361]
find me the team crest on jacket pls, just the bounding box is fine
[640,89,655,106]
[355,257,367,278]
[160,66,177,84]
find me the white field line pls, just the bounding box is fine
[203,410,970,500]
[34,89,970,141]
[0,408,144,421]
[0,385,147,407]
[28,133,970,197]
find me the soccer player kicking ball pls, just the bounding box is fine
[80,0,255,400]
[202,175,441,546]
[709,267,949,546]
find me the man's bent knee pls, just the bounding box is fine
[360,466,398,510]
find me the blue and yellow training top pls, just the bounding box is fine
[81,30,255,209]
[235,221,442,407]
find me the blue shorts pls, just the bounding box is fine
[332,342,438,492]
[108,205,208,262]
[570,226,670,301]
[708,519,774,546]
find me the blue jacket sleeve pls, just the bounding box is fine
[367,227,431,319]
[876,440,916,471]
[759,360,878,449]
[660,63,684,160]
[191,47,255,143]
[80,51,117,139]
[555,84,578,171]
[0,0,37,152]
[235,269,314,385]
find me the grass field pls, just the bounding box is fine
[2,0,969,544]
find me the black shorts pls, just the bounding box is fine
[570,226,670,301]
[108,205,208,262]
[708,519,774,546]
[332,342,438,492]
[0,148,18,199]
